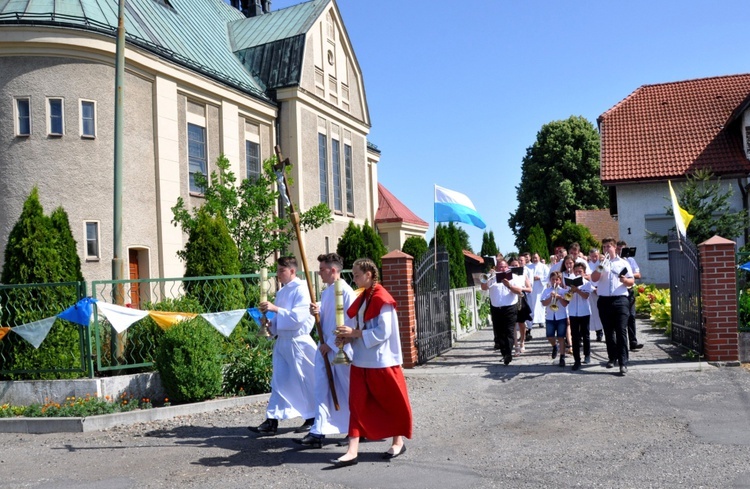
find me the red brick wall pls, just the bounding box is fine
[698,236,739,363]
[381,250,417,368]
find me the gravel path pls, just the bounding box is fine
[3,322,750,488]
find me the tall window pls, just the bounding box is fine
[188,123,207,193]
[81,100,96,138]
[15,98,30,136]
[85,221,100,260]
[318,133,329,204]
[246,140,260,180]
[332,138,342,212]
[344,143,353,214]
[48,98,64,136]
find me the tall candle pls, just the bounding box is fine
[335,278,344,327]
[259,267,268,302]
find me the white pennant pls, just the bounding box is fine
[96,302,150,334]
[201,309,247,337]
[12,316,58,349]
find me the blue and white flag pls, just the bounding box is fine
[434,185,486,229]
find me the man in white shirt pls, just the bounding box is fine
[591,237,634,376]
[481,259,524,365]
[617,240,643,351]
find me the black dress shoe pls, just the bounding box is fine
[248,418,278,435]
[331,457,358,468]
[605,361,614,369]
[630,343,644,351]
[294,433,323,449]
[382,444,406,460]
[503,355,512,365]
[336,438,349,447]
[294,418,315,433]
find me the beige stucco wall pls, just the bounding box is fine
[0,55,159,283]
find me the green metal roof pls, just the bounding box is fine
[228,0,326,52]
[230,0,328,90]
[0,0,270,100]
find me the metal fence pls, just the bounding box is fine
[668,231,703,353]
[449,286,488,340]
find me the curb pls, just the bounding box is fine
[0,392,270,434]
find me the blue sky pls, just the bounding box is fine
[236,0,750,253]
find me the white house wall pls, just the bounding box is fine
[617,181,744,285]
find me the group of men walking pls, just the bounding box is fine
[482,238,643,375]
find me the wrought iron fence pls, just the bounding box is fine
[414,247,452,364]
[668,231,703,353]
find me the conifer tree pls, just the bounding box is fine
[361,220,388,268]
[336,221,367,269]
[402,236,428,263]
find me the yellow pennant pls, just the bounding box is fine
[148,311,198,330]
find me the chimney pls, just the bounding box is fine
[232,0,265,18]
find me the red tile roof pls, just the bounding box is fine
[462,249,484,264]
[375,183,429,227]
[575,209,619,243]
[598,74,750,184]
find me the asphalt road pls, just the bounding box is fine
[2,321,750,489]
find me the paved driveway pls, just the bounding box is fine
[3,319,750,488]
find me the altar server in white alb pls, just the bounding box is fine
[295,253,357,449]
[248,256,317,435]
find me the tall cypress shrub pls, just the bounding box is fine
[181,208,246,313]
[336,220,367,269]
[1,188,83,379]
[361,220,388,269]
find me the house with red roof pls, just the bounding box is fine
[375,183,429,252]
[598,74,750,285]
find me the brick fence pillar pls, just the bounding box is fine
[381,250,418,368]
[698,236,740,364]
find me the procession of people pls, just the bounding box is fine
[246,238,640,467]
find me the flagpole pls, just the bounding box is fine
[434,184,437,269]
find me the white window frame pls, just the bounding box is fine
[84,221,101,261]
[80,99,97,138]
[187,108,207,195]
[14,97,31,136]
[47,97,64,136]
[245,121,261,181]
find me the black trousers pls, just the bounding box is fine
[627,288,638,347]
[569,315,591,364]
[491,305,517,359]
[598,295,629,366]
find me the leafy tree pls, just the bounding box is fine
[181,208,246,313]
[480,230,500,258]
[1,187,84,379]
[649,169,749,245]
[172,154,332,274]
[402,235,428,263]
[526,224,550,260]
[336,221,367,269]
[361,220,388,268]
[550,221,599,254]
[508,116,608,251]
[430,223,466,288]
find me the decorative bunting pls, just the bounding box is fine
[58,297,96,326]
[0,327,11,341]
[11,316,57,349]
[149,311,198,330]
[96,301,150,334]
[201,309,247,337]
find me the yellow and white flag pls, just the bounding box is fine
[668,180,694,237]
